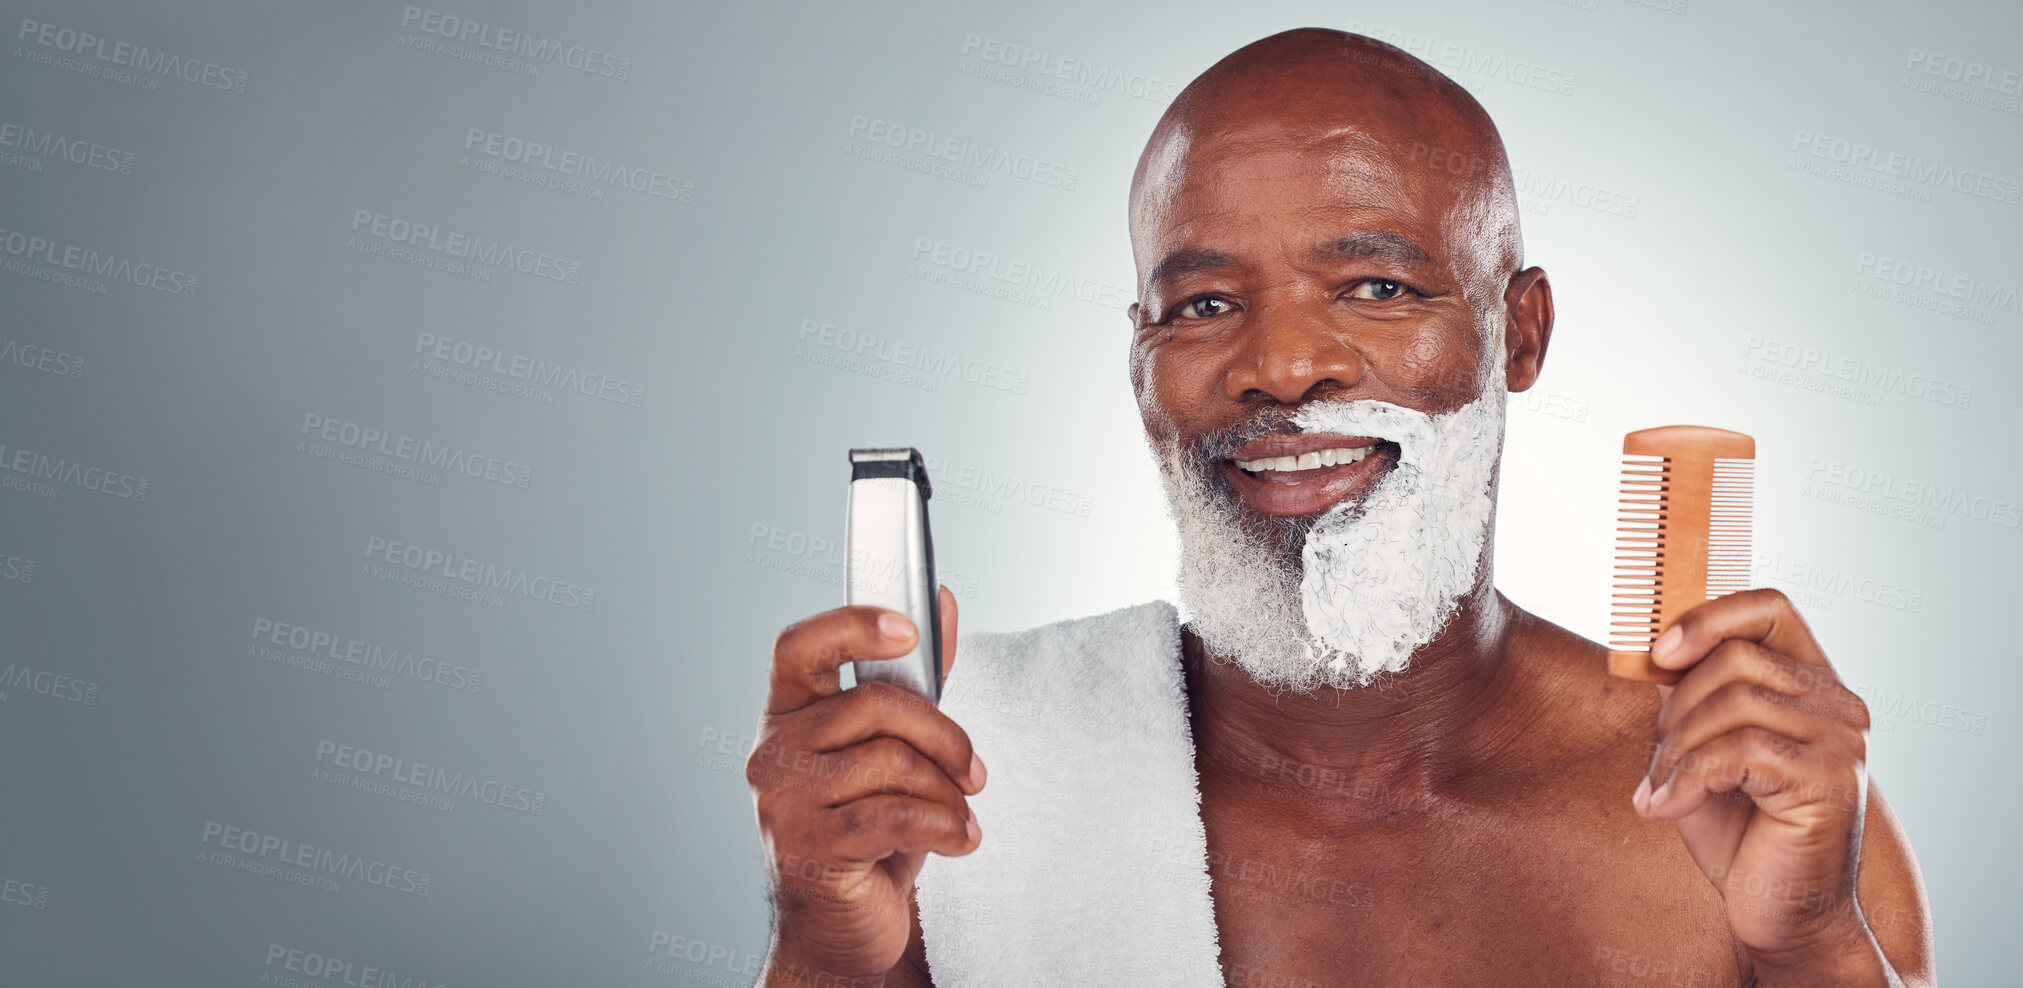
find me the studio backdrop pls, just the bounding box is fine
[0,0,2017,984]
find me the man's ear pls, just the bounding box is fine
[1126,302,1146,394]
[1502,267,1554,393]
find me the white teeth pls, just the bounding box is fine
[1235,446,1373,473]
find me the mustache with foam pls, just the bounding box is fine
[1176,403,1407,471]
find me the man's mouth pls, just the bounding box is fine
[1221,435,1399,517]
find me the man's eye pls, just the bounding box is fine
[1177,297,1232,319]
[1349,279,1411,301]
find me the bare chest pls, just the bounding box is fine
[1199,797,1749,987]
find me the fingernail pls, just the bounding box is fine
[879,612,915,641]
[1632,776,1652,812]
[969,752,987,792]
[1652,625,1683,663]
[965,815,981,844]
[1650,780,1672,807]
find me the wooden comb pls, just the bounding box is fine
[1607,425,1756,685]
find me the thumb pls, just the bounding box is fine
[937,584,960,680]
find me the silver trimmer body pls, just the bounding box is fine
[845,448,941,704]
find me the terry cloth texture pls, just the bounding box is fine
[914,599,1223,987]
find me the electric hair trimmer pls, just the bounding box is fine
[845,448,942,704]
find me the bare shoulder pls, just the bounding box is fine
[1851,772,1938,984]
[1507,603,1936,986]
[1498,605,1665,768]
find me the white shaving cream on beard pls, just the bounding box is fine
[1157,385,1506,691]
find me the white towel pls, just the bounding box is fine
[914,600,1223,987]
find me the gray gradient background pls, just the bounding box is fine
[0,0,2016,984]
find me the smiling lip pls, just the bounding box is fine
[1223,433,1396,517]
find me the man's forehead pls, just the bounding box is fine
[1150,123,1399,190]
[1133,127,1451,257]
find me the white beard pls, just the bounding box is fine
[1154,386,1505,691]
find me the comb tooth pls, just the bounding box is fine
[1704,456,1753,599]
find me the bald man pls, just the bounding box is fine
[747,29,1933,988]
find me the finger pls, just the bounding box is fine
[820,793,981,867]
[1648,680,1849,789]
[748,734,972,817]
[797,682,983,794]
[1657,639,1846,738]
[831,737,972,812]
[769,606,921,715]
[938,584,959,680]
[1651,588,1829,674]
[1640,727,1860,822]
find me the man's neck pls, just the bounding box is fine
[1182,585,1544,812]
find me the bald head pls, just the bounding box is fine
[1130,28,1523,302]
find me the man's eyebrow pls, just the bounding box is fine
[1317,231,1436,266]
[1144,247,1238,293]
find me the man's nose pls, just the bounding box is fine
[1221,302,1367,404]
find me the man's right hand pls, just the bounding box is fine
[749,585,983,985]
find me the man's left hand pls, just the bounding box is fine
[1634,587,1891,983]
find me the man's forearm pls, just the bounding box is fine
[757,951,888,988]
[1748,918,1908,988]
